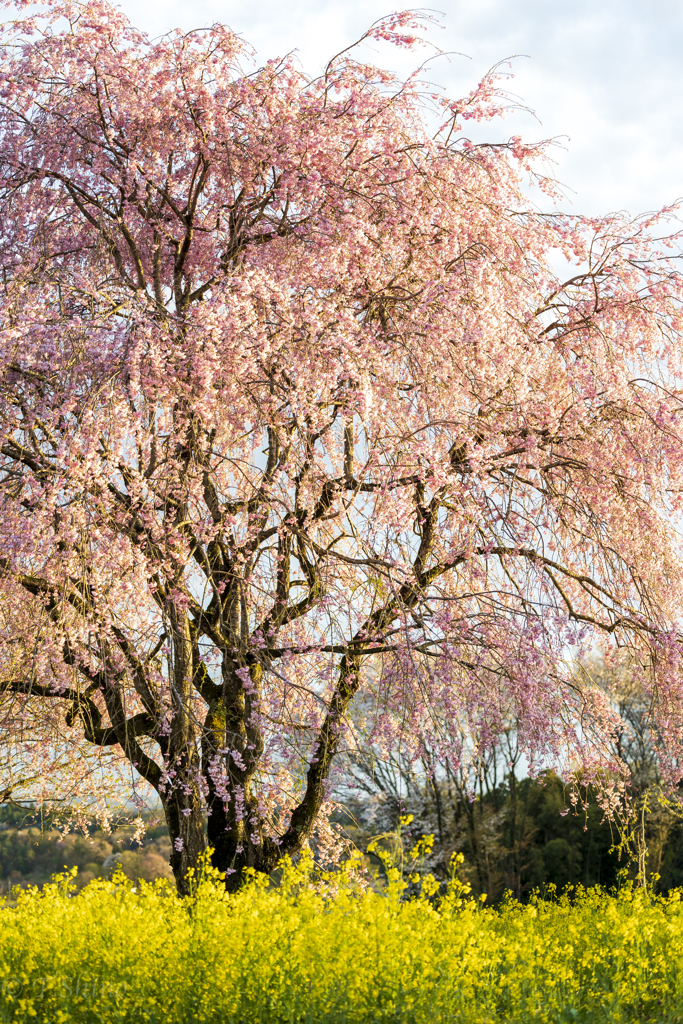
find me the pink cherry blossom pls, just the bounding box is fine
[0,0,681,891]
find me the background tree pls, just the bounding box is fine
[340,714,622,902]
[0,0,683,893]
[341,656,683,901]
[580,653,683,887]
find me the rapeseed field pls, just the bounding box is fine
[0,853,680,1023]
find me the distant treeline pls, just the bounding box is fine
[0,806,173,893]
[3,772,683,902]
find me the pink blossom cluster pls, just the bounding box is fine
[0,0,681,886]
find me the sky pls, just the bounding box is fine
[110,0,683,220]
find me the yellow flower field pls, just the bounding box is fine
[0,856,681,1023]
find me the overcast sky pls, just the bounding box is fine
[111,0,682,219]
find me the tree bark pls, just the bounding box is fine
[163,788,207,896]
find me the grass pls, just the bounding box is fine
[0,853,681,1023]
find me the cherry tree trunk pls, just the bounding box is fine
[162,789,207,896]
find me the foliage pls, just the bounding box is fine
[344,771,624,903]
[0,859,682,1022]
[2,0,683,894]
[341,656,683,899]
[0,810,172,895]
